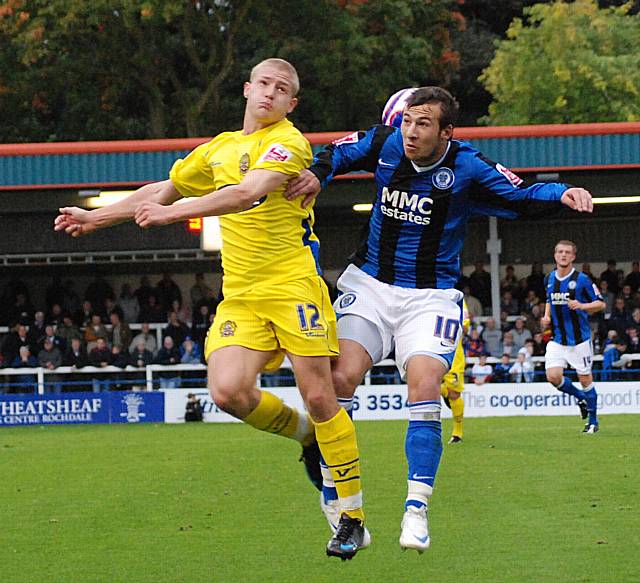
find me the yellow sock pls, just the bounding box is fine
[451,396,464,438]
[243,390,312,444]
[314,408,364,522]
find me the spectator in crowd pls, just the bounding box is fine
[57,312,83,349]
[531,332,547,356]
[109,311,132,353]
[129,322,157,356]
[32,310,47,341]
[38,338,63,393]
[6,292,34,326]
[84,313,109,352]
[480,317,503,358]
[471,355,492,385]
[511,317,532,353]
[1,323,36,365]
[190,303,211,350]
[193,287,219,315]
[581,263,595,282]
[620,284,635,312]
[134,275,157,310]
[37,324,66,354]
[63,337,90,368]
[469,261,491,311]
[84,275,115,318]
[163,310,190,348]
[464,329,489,357]
[170,298,191,327]
[130,340,154,368]
[522,289,541,315]
[109,344,130,390]
[117,283,140,324]
[104,298,124,322]
[46,303,64,327]
[10,346,39,393]
[625,326,640,354]
[62,279,82,315]
[500,290,519,316]
[509,352,534,383]
[501,330,516,357]
[89,337,114,392]
[500,265,518,295]
[608,297,632,335]
[600,259,621,295]
[180,337,202,365]
[499,310,512,332]
[138,293,166,323]
[462,285,483,320]
[62,337,91,391]
[156,272,182,314]
[153,336,181,389]
[624,261,640,294]
[598,279,615,315]
[526,262,546,301]
[492,354,512,383]
[525,304,543,335]
[74,299,95,328]
[189,273,213,308]
[629,308,640,335]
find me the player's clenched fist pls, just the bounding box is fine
[134,201,172,228]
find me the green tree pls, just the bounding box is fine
[479,0,640,125]
[0,0,463,141]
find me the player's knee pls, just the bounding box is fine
[546,371,562,386]
[303,387,335,420]
[410,376,441,400]
[209,382,240,413]
[332,366,360,397]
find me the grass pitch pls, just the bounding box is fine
[1,415,639,583]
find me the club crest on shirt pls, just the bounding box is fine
[220,320,237,337]
[432,167,455,190]
[339,293,357,309]
[568,280,577,290]
[239,153,250,175]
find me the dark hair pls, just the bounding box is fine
[405,86,459,129]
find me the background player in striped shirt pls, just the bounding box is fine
[287,86,594,553]
[541,240,605,433]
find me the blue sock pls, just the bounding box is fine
[583,387,598,425]
[405,402,442,510]
[555,376,586,401]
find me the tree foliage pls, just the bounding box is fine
[0,0,462,141]
[480,0,640,124]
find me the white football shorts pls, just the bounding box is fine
[544,339,593,375]
[333,264,464,376]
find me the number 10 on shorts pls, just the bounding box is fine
[434,315,459,342]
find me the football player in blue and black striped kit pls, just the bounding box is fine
[286,86,594,553]
[541,240,605,434]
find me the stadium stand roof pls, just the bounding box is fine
[1,122,639,191]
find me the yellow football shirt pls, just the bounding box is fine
[169,118,315,297]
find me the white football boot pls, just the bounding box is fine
[399,505,430,553]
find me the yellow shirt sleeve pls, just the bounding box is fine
[253,129,312,177]
[169,141,216,197]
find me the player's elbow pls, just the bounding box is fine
[234,185,263,211]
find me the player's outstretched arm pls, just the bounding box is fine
[54,180,181,237]
[560,188,593,213]
[284,169,321,208]
[135,169,288,228]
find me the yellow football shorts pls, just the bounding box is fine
[441,342,466,395]
[205,276,339,371]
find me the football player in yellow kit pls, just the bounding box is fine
[54,58,367,560]
[440,299,470,443]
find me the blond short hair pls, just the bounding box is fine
[250,58,300,96]
[554,240,577,254]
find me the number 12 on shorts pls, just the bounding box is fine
[296,303,323,331]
